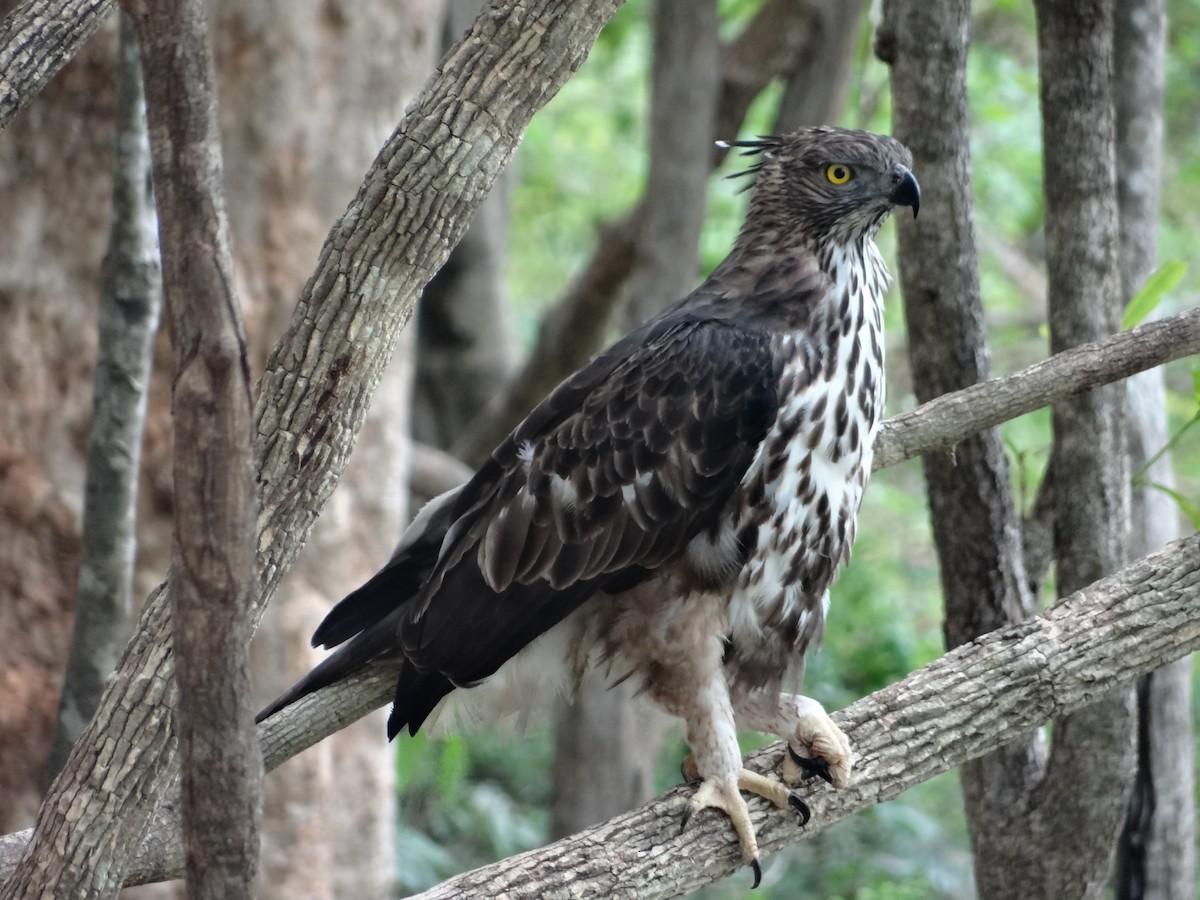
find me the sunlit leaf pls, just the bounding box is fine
[1145,481,1200,529]
[1123,259,1188,329]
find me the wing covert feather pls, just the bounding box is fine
[426,316,780,604]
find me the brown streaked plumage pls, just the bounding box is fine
[259,126,919,884]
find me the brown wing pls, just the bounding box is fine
[393,314,781,695]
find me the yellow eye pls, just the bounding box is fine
[826,164,853,185]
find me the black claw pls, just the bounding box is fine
[787,790,812,827]
[679,805,693,835]
[787,744,833,784]
[750,858,762,889]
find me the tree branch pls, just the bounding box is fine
[873,305,1200,472]
[6,530,1193,894]
[0,0,115,131]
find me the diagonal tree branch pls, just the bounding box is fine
[872,305,1200,472]
[0,0,115,131]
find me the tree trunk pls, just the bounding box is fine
[879,3,1043,897]
[1112,0,1195,896]
[1035,3,1134,898]
[44,12,161,783]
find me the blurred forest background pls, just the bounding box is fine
[0,0,1197,897]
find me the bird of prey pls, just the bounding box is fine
[259,126,919,884]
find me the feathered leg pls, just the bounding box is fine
[672,670,772,886]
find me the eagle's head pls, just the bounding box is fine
[726,126,920,249]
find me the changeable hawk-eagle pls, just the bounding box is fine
[259,126,919,883]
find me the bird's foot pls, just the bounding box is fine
[780,702,853,790]
[679,756,811,889]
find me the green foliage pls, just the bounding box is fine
[1124,260,1189,329]
[394,726,553,894]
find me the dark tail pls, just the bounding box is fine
[255,624,396,725]
[256,487,464,725]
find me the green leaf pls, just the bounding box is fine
[1145,481,1200,530]
[1123,260,1188,329]
[1191,367,1200,405]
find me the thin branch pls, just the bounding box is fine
[45,10,159,782]
[0,0,115,131]
[872,305,1200,472]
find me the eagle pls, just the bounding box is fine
[259,126,919,885]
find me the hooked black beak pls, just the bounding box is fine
[889,165,920,218]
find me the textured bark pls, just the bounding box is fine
[881,2,1040,895]
[872,306,1200,472]
[1113,1,1194,895]
[126,0,261,895]
[0,2,625,897]
[1035,3,1134,897]
[11,530,1191,896]
[45,12,160,782]
[0,0,115,129]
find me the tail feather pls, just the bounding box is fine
[255,619,396,725]
[258,487,466,725]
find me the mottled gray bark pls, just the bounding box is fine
[126,0,262,894]
[1035,3,1134,897]
[1113,0,1194,896]
[880,2,1041,895]
[872,307,1200,472]
[45,12,160,782]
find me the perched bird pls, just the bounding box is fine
[258,126,919,884]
